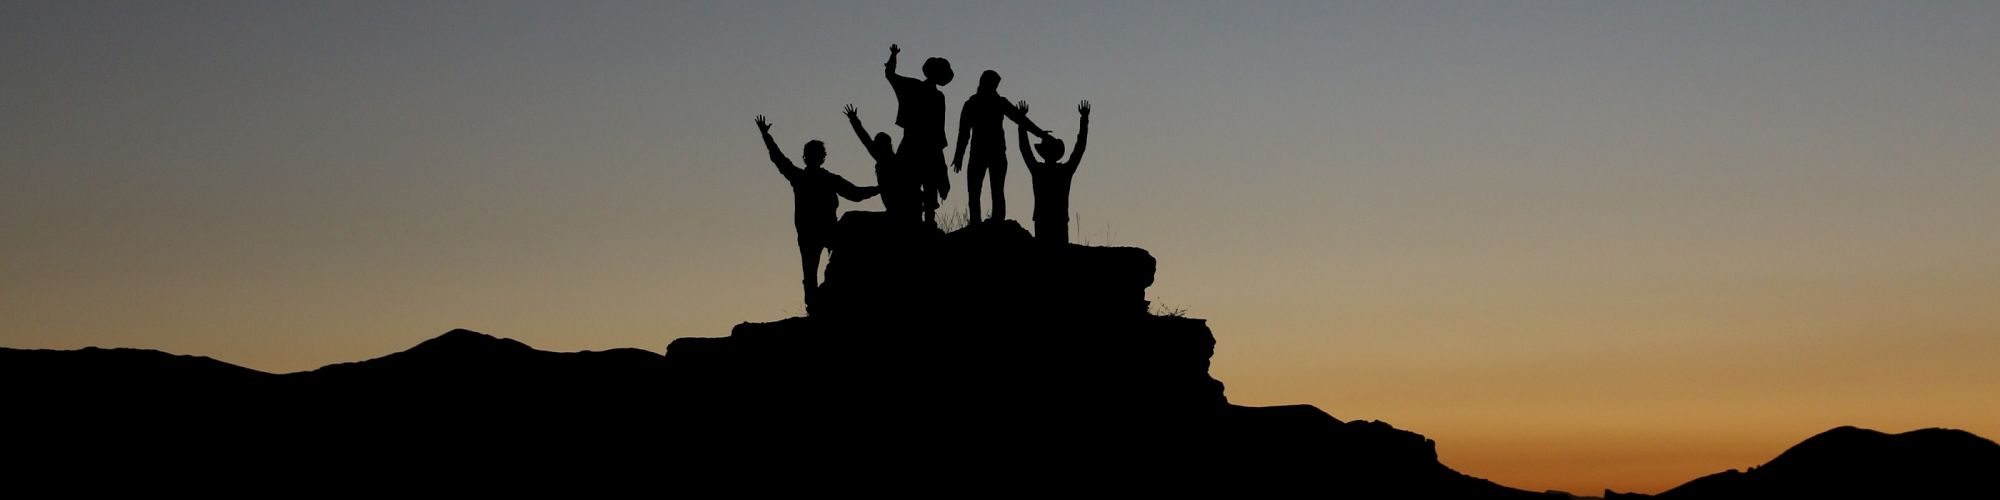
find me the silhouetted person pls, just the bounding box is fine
[883,44,952,224]
[842,104,911,218]
[953,70,1054,225]
[1018,100,1089,243]
[756,115,880,305]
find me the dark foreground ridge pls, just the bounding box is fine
[7,215,1994,495]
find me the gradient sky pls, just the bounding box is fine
[5,1,1998,493]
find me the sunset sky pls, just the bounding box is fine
[5,1,1997,493]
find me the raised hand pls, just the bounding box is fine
[890,44,900,55]
[1016,100,1029,114]
[842,104,858,120]
[755,115,771,133]
[1078,100,1091,117]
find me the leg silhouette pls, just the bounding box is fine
[1037,219,1067,244]
[968,162,986,224]
[990,159,1008,222]
[798,234,820,304]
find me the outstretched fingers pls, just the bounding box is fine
[1078,100,1091,116]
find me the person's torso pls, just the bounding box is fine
[964,94,1010,147]
[894,83,947,146]
[872,159,899,184]
[789,168,842,226]
[1030,164,1077,221]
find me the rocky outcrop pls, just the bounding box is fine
[657,214,1540,495]
[667,215,1219,419]
[817,211,1157,318]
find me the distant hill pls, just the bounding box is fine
[1605,426,2000,499]
[5,214,1991,495]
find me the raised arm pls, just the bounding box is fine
[842,104,873,149]
[755,115,799,178]
[1015,100,1037,166]
[1001,98,1051,140]
[1067,100,1090,167]
[884,44,902,80]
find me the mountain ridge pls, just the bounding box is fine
[6,326,1994,496]
[1608,425,2000,499]
[6,215,1994,496]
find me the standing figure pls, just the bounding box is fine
[952,70,1053,225]
[755,115,880,305]
[883,44,953,224]
[841,104,909,217]
[1018,100,1089,243]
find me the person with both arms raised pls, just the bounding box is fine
[1017,100,1089,243]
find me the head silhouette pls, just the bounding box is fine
[872,132,892,153]
[1035,137,1066,163]
[977,70,1001,94]
[922,57,954,86]
[803,140,826,168]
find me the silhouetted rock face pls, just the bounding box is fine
[1609,426,2000,499]
[658,214,1541,496]
[816,212,1154,317]
[670,215,1213,419]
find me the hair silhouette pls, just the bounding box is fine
[884,44,952,224]
[756,115,879,305]
[977,69,1001,93]
[802,140,826,166]
[1019,100,1089,243]
[952,69,1052,225]
[1035,137,1065,165]
[923,57,955,86]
